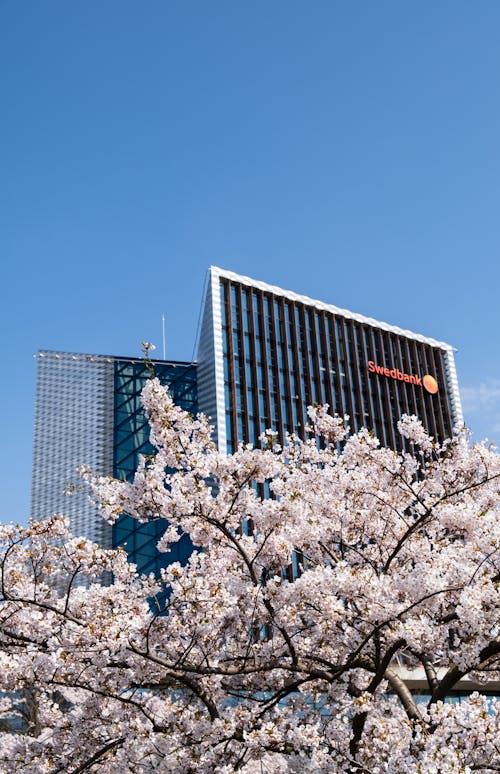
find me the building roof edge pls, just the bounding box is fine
[35,350,195,366]
[210,266,455,351]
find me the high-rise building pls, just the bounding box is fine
[32,272,495,702]
[31,267,463,561]
[197,267,462,454]
[31,351,196,576]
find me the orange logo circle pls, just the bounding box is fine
[423,374,438,394]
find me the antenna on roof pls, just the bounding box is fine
[162,314,166,360]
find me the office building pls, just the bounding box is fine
[197,267,462,454]
[31,267,463,566]
[31,351,196,576]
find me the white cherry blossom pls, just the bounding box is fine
[1,379,499,771]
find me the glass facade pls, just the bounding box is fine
[112,358,197,577]
[31,351,197,582]
[217,274,459,452]
[33,268,463,581]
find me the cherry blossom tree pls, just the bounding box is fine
[1,378,499,772]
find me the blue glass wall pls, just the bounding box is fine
[112,358,197,577]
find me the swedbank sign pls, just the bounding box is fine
[368,361,438,394]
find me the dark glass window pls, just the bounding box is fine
[112,359,197,579]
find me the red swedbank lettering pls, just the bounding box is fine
[368,361,422,387]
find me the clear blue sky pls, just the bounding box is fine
[1,1,500,525]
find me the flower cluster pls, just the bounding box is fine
[1,380,499,771]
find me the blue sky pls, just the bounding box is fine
[1,1,500,525]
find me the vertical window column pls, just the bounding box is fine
[336,320,356,430]
[289,304,306,437]
[277,298,294,436]
[267,297,285,442]
[222,281,238,452]
[257,292,274,437]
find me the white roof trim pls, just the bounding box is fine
[211,266,455,351]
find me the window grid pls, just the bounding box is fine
[220,280,453,451]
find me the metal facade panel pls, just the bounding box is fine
[31,351,115,548]
[196,268,226,449]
